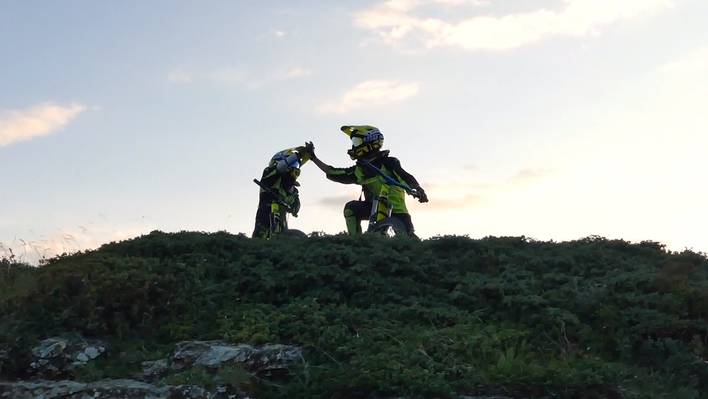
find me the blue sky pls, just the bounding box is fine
[2,0,707,262]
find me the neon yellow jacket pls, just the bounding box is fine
[325,151,420,214]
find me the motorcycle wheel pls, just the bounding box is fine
[280,229,308,238]
[369,217,408,237]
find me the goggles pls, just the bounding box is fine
[275,153,301,175]
[286,154,301,170]
[351,136,364,147]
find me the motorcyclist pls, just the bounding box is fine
[252,146,310,238]
[307,125,428,236]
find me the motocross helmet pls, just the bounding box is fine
[271,148,305,179]
[341,125,384,160]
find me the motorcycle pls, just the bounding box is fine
[253,179,307,239]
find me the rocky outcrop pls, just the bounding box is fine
[141,341,302,381]
[141,358,170,381]
[1,339,515,399]
[0,379,251,399]
[171,341,301,371]
[28,336,107,378]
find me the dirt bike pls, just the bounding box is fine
[358,161,422,237]
[253,179,307,239]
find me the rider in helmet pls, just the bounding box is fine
[307,125,428,236]
[252,146,310,238]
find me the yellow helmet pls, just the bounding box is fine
[341,125,384,160]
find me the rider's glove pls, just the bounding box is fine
[416,187,429,203]
[304,141,315,157]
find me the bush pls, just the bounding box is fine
[1,231,707,398]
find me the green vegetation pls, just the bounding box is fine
[1,232,707,398]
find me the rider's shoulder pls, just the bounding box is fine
[380,152,402,167]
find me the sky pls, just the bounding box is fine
[1,0,707,263]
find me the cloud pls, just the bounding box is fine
[508,168,554,184]
[0,103,86,147]
[415,193,483,210]
[282,68,312,79]
[317,80,420,114]
[355,0,672,51]
[167,69,193,83]
[417,166,554,210]
[167,66,312,88]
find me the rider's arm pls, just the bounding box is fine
[309,154,335,174]
[326,166,358,185]
[308,152,358,184]
[385,157,421,189]
[385,157,429,203]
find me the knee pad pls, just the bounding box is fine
[344,202,357,218]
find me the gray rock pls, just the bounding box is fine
[142,358,170,381]
[0,379,251,399]
[31,338,67,360]
[170,341,301,373]
[83,346,102,360]
[0,380,86,399]
[28,336,107,378]
[75,352,89,362]
[251,344,302,370]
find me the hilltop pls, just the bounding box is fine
[1,231,707,398]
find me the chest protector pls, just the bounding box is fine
[354,164,409,214]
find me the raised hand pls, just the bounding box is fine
[304,141,315,157]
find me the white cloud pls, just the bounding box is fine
[207,67,250,86]
[414,166,554,211]
[167,69,193,83]
[317,80,420,114]
[0,103,86,147]
[167,66,312,88]
[355,0,672,51]
[282,68,312,79]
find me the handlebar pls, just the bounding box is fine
[357,160,421,199]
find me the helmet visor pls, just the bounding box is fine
[286,154,300,170]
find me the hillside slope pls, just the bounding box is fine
[1,232,707,398]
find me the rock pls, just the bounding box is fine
[28,336,107,378]
[0,380,86,399]
[170,341,301,373]
[141,358,170,381]
[0,379,252,399]
[172,342,254,370]
[83,346,102,360]
[249,344,301,371]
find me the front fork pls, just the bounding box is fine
[367,186,393,232]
